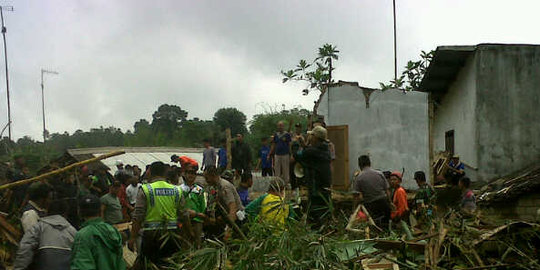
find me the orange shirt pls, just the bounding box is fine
[391,186,409,219]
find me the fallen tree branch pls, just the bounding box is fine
[0,150,125,191]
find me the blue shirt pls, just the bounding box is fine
[218,148,227,168]
[259,146,272,169]
[449,161,465,170]
[237,187,250,206]
[273,132,291,155]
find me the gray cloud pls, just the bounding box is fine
[0,0,539,140]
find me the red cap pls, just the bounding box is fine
[390,171,402,180]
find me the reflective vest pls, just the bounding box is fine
[141,180,181,230]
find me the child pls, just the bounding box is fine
[237,172,253,207]
[256,137,273,176]
[413,171,435,226]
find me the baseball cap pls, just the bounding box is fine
[307,126,327,140]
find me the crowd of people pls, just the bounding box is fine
[4,120,339,270]
[3,119,477,270]
[352,154,477,238]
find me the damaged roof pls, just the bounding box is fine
[478,164,540,205]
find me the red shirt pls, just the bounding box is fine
[391,186,409,219]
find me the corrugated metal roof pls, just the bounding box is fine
[67,147,204,174]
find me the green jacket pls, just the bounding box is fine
[181,183,207,223]
[70,218,126,270]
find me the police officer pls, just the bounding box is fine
[129,161,198,268]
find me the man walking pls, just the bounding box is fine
[71,194,125,270]
[271,121,291,185]
[352,155,392,229]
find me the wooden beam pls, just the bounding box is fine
[0,150,125,191]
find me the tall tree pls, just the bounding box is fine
[213,108,248,136]
[151,104,188,138]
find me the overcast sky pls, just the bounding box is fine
[1,0,539,140]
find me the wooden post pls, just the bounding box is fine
[226,128,232,170]
[0,150,125,191]
[428,92,435,185]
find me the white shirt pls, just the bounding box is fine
[126,183,142,205]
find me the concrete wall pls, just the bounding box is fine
[319,84,429,189]
[475,46,540,181]
[433,55,479,180]
[481,193,540,222]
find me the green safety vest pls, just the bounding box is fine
[141,180,181,230]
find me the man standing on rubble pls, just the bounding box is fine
[271,121,292,186]
[129,161,195,268]
[352,155,392,229]
[295,125,332,227]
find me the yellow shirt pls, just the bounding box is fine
[260,194,289,227]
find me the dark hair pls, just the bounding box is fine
[29,183,52,201]
[261,137,268,142]
[203,139,210,143]
[383,171,392,179]
[79,194,100,217]
[459,177,471,188]
[48,199,69,216]
[358,155,371,169]
[149,161,167,177]
[414,171,427,183]
[241,172,252,183]
[268,178,285,193]
[167,170,179,185]
[204,165,219,176]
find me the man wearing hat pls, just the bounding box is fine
[295,125,332,227]
[446,154,465,185]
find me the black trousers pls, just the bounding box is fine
[364,198,392,229]
[262,168,273,177]
[136,229,181,269]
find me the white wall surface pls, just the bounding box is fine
[319,84,429,189]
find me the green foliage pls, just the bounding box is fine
[380,50,434,91]
[213,108,248,136]
[282,43,339,96]
[172,219,376,270]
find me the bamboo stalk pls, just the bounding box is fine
[0,150,125,191]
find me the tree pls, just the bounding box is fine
[380,50,434,91]
[281,43,339,96]
[151,104,188,138]
[213,108,248,136]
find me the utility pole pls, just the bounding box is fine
[41,69,59,142]
[0,6,13,141]
[393,0,397,83]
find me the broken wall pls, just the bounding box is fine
[318,83,428,189]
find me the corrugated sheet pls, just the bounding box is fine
[67,147,204,174]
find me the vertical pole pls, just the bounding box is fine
[41,70,46,142]
[393,0,397,83]
[428,92,434,184]
[226,128,232,170]
[0,7,11,141]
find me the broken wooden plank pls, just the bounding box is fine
[373,239,426,253]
